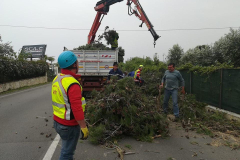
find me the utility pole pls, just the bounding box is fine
[163,54,165,62]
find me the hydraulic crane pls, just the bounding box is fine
[88,0,160,47]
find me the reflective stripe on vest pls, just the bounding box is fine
[52,101,65,108]
[82,97,86,112]
[52,74,86,120]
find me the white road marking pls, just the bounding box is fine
[42,134,60,160]
[0,84,50,99]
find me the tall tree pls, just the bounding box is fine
[167,44,184,66]
[180,49,197,65]
[0,36,16,60]
[180,45,215,66]
[212,28,240,67]
[153,53,160,65]
[47,56,55,65]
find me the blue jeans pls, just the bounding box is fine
[163,89,179,117]
[54,121,80,160]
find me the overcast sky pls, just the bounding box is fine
[1,0,240,62]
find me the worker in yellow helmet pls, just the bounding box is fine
[134,65,144,86]
[52,51,88,160]
[111,33,119,50]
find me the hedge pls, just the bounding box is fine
[0,59,48,84]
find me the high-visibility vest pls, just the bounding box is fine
[111,38,118,48]
[134,69,140,79]
[52,74,86,120]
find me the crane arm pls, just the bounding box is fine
[88,12,104,45]
[127,0,160,45]
[88,0,160,47]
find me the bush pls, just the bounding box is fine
[0,59,48,84]
[47,69,56,82]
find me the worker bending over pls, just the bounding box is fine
[52,51,88,160]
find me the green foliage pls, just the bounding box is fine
[47,69,56,82]
[86,77,169,144]
[18,51,32,61]
[119,56,166,96]
[98,26,119,46]
[118,47,125,62]
[74,27,124,62]
[178,94,240,137]
[0,59,48,84]
[0,36,16,60]
[0,36,48,84]
[179,28,240,67]
[89,124,106,144]
[75,43,110,51]
[120,56,167,73]
[180,45,214,66]
[47,56,55,64]
[177,63,235,75]
[195,124,214,137]
[167,44,184,66]
[212,28,240,67]
[85,56,240,144]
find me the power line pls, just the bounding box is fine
[0,24,89,31]
[0,24,239,32]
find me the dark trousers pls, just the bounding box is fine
[54,121,80,160]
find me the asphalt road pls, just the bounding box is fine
[0,84,239,160]
[52,122,240,160]
[0,84,56,160]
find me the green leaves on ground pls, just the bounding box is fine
[178,94,240,137]
[86,77,169,144]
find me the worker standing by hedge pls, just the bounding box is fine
[160,63,185,120]
[52,51,88,160]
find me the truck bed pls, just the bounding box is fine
[70,50,118,76]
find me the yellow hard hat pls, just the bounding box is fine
[139,65,143,68]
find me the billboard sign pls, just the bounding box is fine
[21,44,47,58]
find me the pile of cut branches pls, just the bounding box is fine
[86,77,169,144]
[178,95,240,138]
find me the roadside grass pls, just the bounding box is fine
[176,94,240,138]
[0,82,50,96]
[195,123,214,137]
[224,141,240,150]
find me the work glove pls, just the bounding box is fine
[80,127,89,140]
